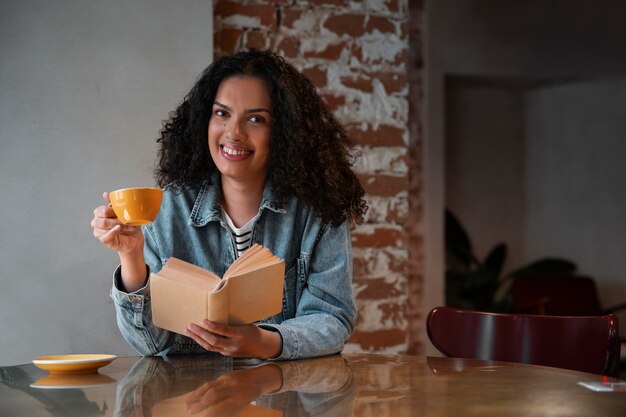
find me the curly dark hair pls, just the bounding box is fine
[155,49,367,225]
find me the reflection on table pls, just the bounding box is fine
[114,354,354,417]
[1,353,624,417]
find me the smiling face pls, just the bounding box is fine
[208,76,272,185]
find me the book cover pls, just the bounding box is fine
[151,244,285,335]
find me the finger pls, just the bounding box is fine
[92,216,121,231]
[185,326,220,352]
[103,191,111,203]
[185,383,223,413]
[104,205,117,218]
[117,224,141,235]
[186,381,213,403]
[198,323,236,350]
[194,322,245,356]
[188,327,235,357]
[93,205,118,219]
[185,385,213,412]
[92,222,137,241]
[98,224,122,245]
[199,320,238,338]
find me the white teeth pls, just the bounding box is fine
[223,145,251,156]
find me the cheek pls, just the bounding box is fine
[207,123,220,143]
[258,131,271,153]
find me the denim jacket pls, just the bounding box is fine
[110,174,357,360]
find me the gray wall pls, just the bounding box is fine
[445,84,526,272]
[525,78,626,311]
[0,0,213,365]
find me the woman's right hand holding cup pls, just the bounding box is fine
[91,192,144,255]
[93,189,160,292]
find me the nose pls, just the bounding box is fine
[225,117,246,141]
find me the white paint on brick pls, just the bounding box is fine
[363,0,402,15]
[354,223,395,235]
[356,300,408,331]
[402,126,409,146]
[364,194,409,223]
[359,30,406,65]
[354,146,407,174]
[291,9,318,33]
[364,197,391,222]
[337,95,400,131]
[323,55,409,130]
[372,78,393,116]
[325,61,347,89]
[353,223,403,236]
[357,301,385,329]
[300,34,338,55]
[337,46,354,65]
[349,55,361,68]
[353,247,407,278]
[222,15,262,29]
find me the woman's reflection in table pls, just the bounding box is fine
[114,354,356,417]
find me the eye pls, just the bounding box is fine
[249,114,266,124]
[214,108,229,118]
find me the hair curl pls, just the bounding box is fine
[156,49,367,225]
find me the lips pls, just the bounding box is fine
[220,144,253,160]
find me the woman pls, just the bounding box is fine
[91,49,367,360]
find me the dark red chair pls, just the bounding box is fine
[511,274,626,370]
[426,306,621,377]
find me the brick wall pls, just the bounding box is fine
[214,0,424,354]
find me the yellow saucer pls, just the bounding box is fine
[32,354,117,374]
[30,372,116,389]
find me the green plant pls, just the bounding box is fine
[445,209,577,312]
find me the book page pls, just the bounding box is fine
[159,258,221,291]
[225,244,281,278]
[226,255,282,278]
[225,244,264,276]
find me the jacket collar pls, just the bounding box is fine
[189,173,286,227]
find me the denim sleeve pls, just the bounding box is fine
[110,227,207,356]
[109,265,171,356]
[259,222,357,360]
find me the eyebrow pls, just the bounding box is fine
[214,101,271,115]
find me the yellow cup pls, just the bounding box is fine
[109,187,163,226]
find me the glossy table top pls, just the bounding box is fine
[1,353,624,416]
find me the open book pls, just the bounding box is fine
[151,244,285,335]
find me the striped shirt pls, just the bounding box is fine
[221,208,255,258]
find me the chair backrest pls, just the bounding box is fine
[511,275,602,315]
[426,306,621,377]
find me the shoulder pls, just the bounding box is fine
[153,182,214,224]
[161,184,202,210]
[277,194,347,243]
[162,183,204,202]
[271,193,317,223]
